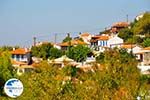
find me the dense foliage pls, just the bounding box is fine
[0,12,150,100]
[143,38,150,47]
[0,52,15,81]
[118,12,150,47]
[0,51,15,96]
[132,12,150,36]
[31,43,63,60]
[0,48,149,99]
[0,46,19,52]
[66,45,91,62]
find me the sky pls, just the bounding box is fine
[0,0,149,47]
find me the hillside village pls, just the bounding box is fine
[0,12,150,99]
[9,12,150,75]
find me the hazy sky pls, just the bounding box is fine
[0,0,149,47]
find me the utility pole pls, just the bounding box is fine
[54,33,57,43]
[126,14,128,23]
[105,27,107,31]
[33,37,36,46]
[67,33,70,37]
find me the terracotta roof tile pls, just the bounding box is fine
[121,44,136,49]
[59,39,87,46]
[143,47,150,50]
[11,48,30,55]
[90,39,97,43]
[96,36,109,41]
[80,33,90,37]
[112,22,129,28]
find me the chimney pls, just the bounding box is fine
[13,48,15,51]
[25,48,28,52]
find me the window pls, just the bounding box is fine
[21,55,24,59]
[24,55,27,58]
[16,55,20,61]
[16,54,19,58]
[12,54,14,58]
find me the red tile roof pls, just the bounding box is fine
[80,33,90,37]
[121,44,136,49]
[59,39,87,46]
[11,48,30,55]
[112,22,129,28]
[90,35,109,42]
[143,47,150,50]
[36,41,53,46]
[96,36,109,41]
[110,28,117,33]
[90,39,97,43]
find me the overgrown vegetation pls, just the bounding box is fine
[0,51,15,97]
[0,48,149,99]
[118,12,150,47]
[0,46,19,52]
[0,12,150,100]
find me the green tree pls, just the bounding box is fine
[0,51,14,96]
[31,46,40,57]
[49,47,63,59]
[17,61,65,100]
[118,28,133,42]
[0,51,14,81]
[0,46,19,52]
[31,43,53,59]
[63,33,72,43]
[39,43,52,59]
[143,38,150,47]
[132,12,150,36]
[125,36,143,45]
[95,48,141,99]
[66,45,91,62]
[96,52,104,63]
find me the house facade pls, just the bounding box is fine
[136,47,150,74]
[79,33,92,44]
[107,35,123,48]
[111,22,129,33]
[11,48,31,66]
[90,35,123,51]
[136,47,150,65]
[120,44,142,54]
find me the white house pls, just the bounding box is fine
[136,47,150,65]
[120,44,142,54]
[79,33,92,45]
[11,48,33,75]
[136,47,150,74]
[107,35,123,48]
[97,35,109,47]
[135,13,144,21]
[90,35,123,49]
[11,48,31,66]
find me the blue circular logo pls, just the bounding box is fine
[4,78,23,98]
